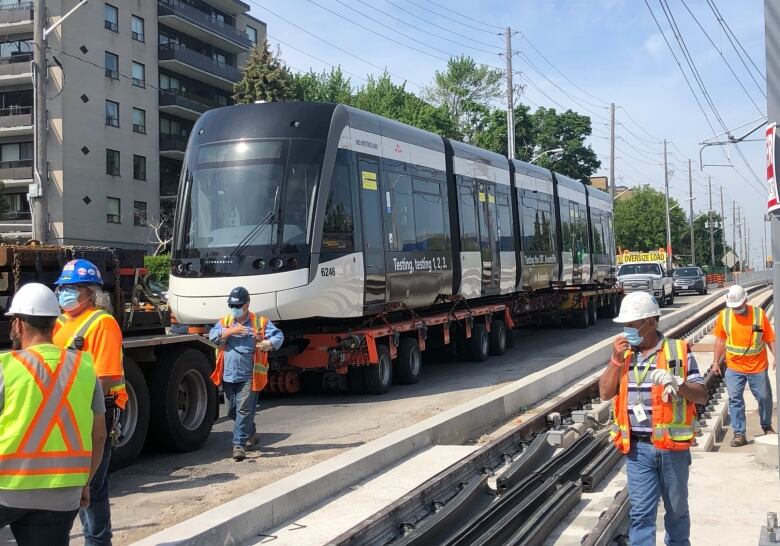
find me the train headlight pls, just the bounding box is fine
[271,258,284,270]
[253,259,266,270]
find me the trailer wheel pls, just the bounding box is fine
[572,306,589,329]
[505,326,516,349]
[587,299,598,326]
[300,371,324,394]
[606,294,620,318]
[148,349,217,452]
[394,338,421,385]
[363,344,393,394]
[489,320,507,356]
[110,357,149,471]
[348,366,366,394]
[469,324,490,362]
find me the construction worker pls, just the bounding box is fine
[600,291,708,546]
[209,287,283,461]
[0,283,106,546]
[52,259,124,546]
[711,284,776,447]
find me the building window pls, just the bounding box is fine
[133,201,147,226]
[246,26,257,45]
[0,142,32,162]
[0,39,32,59]
[104,51,119,80]
[132,108,146,134]
[106,149,120,176]
[131,15,144,42]
[133,154,146,180]
[104,3,118,32]
[131,62,145,87]
[105,100,119,127]
[107,197,120,224]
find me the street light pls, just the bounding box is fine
[530,147,564,164]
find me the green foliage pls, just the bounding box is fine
[614,186,688,255]
[529,108,601,183]
[144,255,171,286]
[292,67,353,103]
[233,40,295,104]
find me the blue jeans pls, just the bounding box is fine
[80,432,112,546]
[625,442,691,546]
[224,381,258,447]
[724,368,773,435]
[0,505,79,546]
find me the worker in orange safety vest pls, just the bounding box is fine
[599,291,708,546]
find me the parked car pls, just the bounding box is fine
[617,262,675,306]
[673,267,708,295]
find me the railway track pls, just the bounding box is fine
[329,284,773,546]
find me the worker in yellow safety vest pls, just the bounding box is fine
[0,283,106,546]
[600,291,708,546]
[711,284,776,447]
[208,287,284,461]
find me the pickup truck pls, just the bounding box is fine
[616,262,675,306]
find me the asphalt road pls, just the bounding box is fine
[0,295,704,545]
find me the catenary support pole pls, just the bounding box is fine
[689,159,695,266]
[610,103,616,201]
[505,27,515,160]
[709,176,715,267]
[721,187,726,276]
[763,0,780,474]
[733,201,738,271]
[664,139,672,270]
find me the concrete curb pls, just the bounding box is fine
[132,288,734,546]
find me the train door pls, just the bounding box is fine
[476,181,500,295]
[357,155,386,311]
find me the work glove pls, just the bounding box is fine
[257,339,273,352]
[651,369,684,401]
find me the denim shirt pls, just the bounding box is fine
[208,315,284,383]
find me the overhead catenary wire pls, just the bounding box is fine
[705,0,766,83]
[396,0,501,35]
[266,33,368,84]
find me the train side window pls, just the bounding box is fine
[322,154,355,252]
[388,172,416,251]
[458,179,479,252]
[413,178,445,251]
[496,191,513,252]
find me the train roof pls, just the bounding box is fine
[585,184,612,203]
[343,105,445,153]
[553,172,587,193]
[511,159,554,181]
[449,139,510,171]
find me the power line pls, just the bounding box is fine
[267,33,368,84]
[423,0,504,30]
[618,107,662,143]
[617,122,663,147]
[706,0,766,83]
[396,0,500,35]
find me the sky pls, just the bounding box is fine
[245,0,768,268]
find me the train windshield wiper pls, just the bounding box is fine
[230,210,276,257]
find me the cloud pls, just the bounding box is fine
[643,32,666,58]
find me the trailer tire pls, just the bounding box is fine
[363,344,393,394]
[469,324,490,362]
[606,294,620,318]
[148,349,217,452]
[348,366,366,394]
[300,371,324,394]
[587,299,598,326]
[489,320,507,356]
[110,357,149,471]
[395,338,421,385]
[572,306,589,329]
[505,326,516,349]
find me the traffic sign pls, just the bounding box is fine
[722,251,737,268]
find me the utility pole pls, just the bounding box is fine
[31,0,47,242]
[732,201,737,271]
[721,187,726,275]
[663,139,672,270]
[708,176,715,267]
[688,159,695,266]
[504,27,515,160]
[610,103,616,201]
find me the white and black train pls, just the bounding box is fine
[168,102,616,326]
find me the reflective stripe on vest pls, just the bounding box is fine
[219,313,269,371]
[62,310,111,351]
[723,307,765,356]
[652,339,694,443]
[0,349,93,486]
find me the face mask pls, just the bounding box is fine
[230,307,244,319]
[57,287,81,311]
[623,327,643,346]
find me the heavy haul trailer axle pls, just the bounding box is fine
[0,245,219,470]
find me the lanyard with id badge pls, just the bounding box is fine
[632,351,657,423]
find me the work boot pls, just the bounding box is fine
[233,445,246,461]
[764,426,777,435]
[246,433,259,450]
[731,433,748,447]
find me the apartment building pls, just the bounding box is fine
[0,0,265,248]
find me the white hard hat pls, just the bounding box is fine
[613,291,661,324]
[5,283,62,317]
[726,285,747,308]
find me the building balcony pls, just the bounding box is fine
[158,43,241,92]
[0,53,32,85]
[158,0,252,54]
[160,174,180,197]
[159,89,216,121]
[0,160,33,186]
[0,2,33,33]
[160,133,189,160]
[207,0,250,16]
[0,106,32,136]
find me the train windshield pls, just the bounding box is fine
[176,138,324,258]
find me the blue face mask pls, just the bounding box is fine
[57,287,80,311]
[623,326,643,346]
[230,306,244,319]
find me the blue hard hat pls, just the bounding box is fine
[55,259,104,286]
[227,286,250,305]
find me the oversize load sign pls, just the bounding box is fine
[768,123,780,214]
[616,249,667,265]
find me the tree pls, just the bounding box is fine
[614,186,688,255]
[470,105,534,158]
[136,210,174,256]
[423,55,503,142]
[293,67,353,103]
[529,107,601,182]
[233,40,295,104]
[676,213,727,267]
